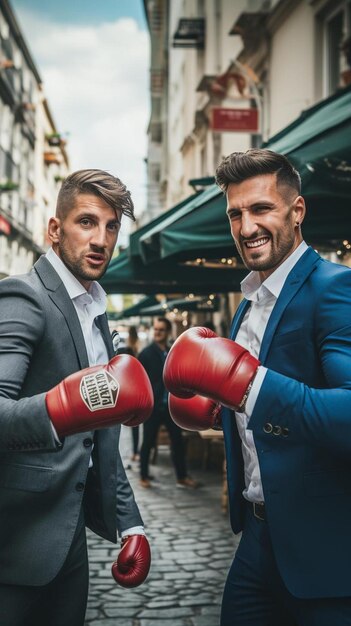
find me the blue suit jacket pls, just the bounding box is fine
[222,246,351,599]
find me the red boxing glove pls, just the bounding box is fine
[169,393,222,431]
[46,354,154,437]
[111,534,151,588]
[163,327,260,411]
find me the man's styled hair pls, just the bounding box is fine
[215,149,301,196]
[56,169,135,221]
[155,317,172,333]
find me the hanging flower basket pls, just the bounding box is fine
[44,151,61,165]
[46,133,66,147]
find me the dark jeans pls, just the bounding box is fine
[140,407,187,480]
[132,425,139,455]
[221,504,351,626]
[0,508,88,626]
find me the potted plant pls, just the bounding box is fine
[44,151,61,165]
[46,133,62,147]
[0,180,19,192]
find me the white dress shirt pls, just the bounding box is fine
[46,247,108,366]
[46,247,144,537]
[234,241,308,503]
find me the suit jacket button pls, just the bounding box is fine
[83,438,93,448]
[263,423,273,434]
[273,425,282,436]
[282,427,290,437]
[75,482,85,492]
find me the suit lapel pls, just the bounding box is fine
[34,256,89,369]
[230,298,250,340]
[95,314,114,360]
[259,247,320,362]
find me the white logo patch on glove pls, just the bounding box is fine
[80,370,119,412]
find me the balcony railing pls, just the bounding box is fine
[173,18,205,49]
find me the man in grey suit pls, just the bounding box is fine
[0,170,152,626]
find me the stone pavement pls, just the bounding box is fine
[84,427,240,626]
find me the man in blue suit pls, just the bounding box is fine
[163,149,351,625]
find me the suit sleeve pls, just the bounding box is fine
[0,278,57,451]
[248,268,351,454]
[115,447,143,533]
[138,348,150,373]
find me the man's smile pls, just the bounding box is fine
[244,236,270,249]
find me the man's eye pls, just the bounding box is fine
[253,206,271,213]
[107,223,119,231]
[80,219,92,226]
[228,211,241,220]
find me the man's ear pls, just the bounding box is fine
[293,195,306,226]
[47,217,61,244]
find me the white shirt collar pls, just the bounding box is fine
[45,247,107,310]
[241,241,308,302]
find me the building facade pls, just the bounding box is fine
[143,0,351,217]
[0,0,69,277]
[140,0,351,328]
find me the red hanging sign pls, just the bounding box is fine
[0,216,11,236]
[211,107,259,132]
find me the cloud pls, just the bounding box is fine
[18,10,150,221]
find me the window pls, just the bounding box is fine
[320,1,351,96]
[149,163,160,183]
[327,9,344,93]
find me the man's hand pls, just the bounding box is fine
[111,535,151,587]
[163,327,259,411]
[46,354,154,436]
[169,393,222,431]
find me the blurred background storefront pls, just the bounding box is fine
[1,0,350,498]
[1,0,350,330]
[0,0,69,277]
[102,0,351,340]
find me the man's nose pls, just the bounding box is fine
[90,227,108,248]
[240,211,258,239]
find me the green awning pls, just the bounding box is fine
[140,295,219,315]
[149,86,351,262]
[138,185,227,263]
[100,249,246,295]
[108,295,159,320]
[128,192,199,259]
[263,84,351,232]
[264,85,351,155]
[101,86,351,295]
[157,186,231,262]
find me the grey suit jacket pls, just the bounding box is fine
[0,256,143,586]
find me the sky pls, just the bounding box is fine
[11,0,150,236]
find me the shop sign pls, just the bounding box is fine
[211,107,259,132]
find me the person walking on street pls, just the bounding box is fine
[118,325,141,461]
[0,170,152,626]
[164,149,351,626]
[139,317,197,489]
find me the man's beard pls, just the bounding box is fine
[236,219,296,272]
[58,237,110,283]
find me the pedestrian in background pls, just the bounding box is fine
[139,317,197,489]
[118,325,141,461]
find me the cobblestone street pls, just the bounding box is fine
[84,427,239,626]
